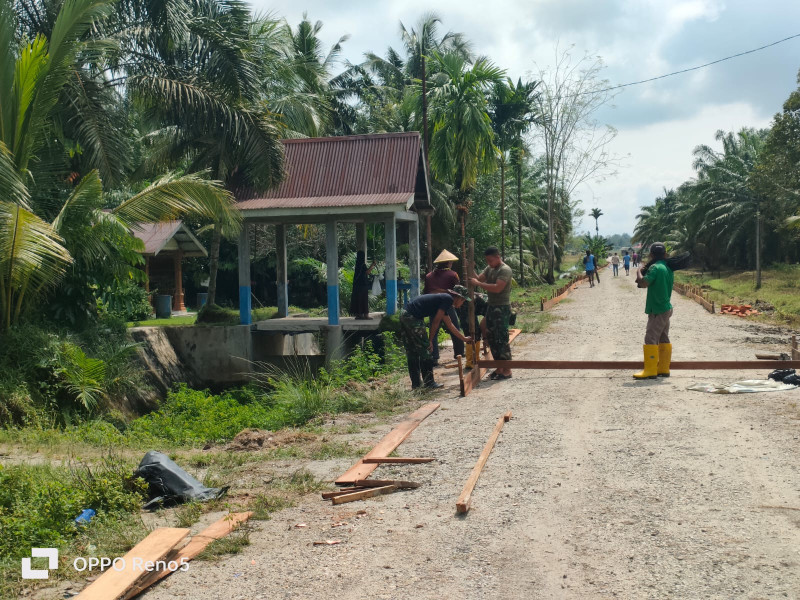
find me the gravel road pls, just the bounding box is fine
[143,269,800,600]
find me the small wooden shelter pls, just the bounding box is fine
[235,132,432,329]
[133,221,207,311]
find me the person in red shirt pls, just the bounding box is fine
[424,250,464,363]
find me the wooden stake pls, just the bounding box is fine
[362,457,434,464]
[456,411,512,514]
[331,484,399,505]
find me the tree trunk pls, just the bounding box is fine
[500,160,506,260]
[517,158,524,286]
[546,180,555,284]
[422,57,429,158]
[207,225,222,306]
[755,210,762,290]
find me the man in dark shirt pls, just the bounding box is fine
[424,250,464,363]
[400,286,473,389]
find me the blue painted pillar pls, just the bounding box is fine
[238,223,251,325]
[385,215,397,315]
[326,221,339,325]
[276,224,288,317]
[408,215,420,299]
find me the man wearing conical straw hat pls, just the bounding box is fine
[424,250,465,363]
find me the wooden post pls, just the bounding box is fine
[276,224,288,318]
[467,239,477,361]
[385,215,397,315]
[173,249,185,311]
[325,221,339,325]
[238,224,251,325]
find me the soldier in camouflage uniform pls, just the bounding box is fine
[399,286,472,389]
[470,247,513,380]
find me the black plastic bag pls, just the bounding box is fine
[134,451,229,510]
[768,368,795,382]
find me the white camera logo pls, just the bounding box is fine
[22,548,59,579]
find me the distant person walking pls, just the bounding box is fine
[623,252,631,275]
[611,253,620,277]
[470,247,513,380]
[633,242,674,380]
[583,249,597,287]
[632,252,639,267]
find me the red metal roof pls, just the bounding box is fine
[235,132,430,211]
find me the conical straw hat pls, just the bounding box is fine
[434,249,459,263]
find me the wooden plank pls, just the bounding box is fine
[353,479,420,489]
[335,403,440,485]
[457,355,465,396]
[362,457,435,464]
[331,484,399,505]
[77,528,190,600]
[122,515,251,600]
[476,360,800,370]
[456,411,512,514]
[322,488,368,499]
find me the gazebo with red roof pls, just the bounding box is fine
[235,131,432,330]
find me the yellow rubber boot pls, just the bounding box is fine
[633,345,659,379]
[657,343,672,377]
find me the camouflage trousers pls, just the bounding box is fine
[485,305,512,361]
[399,312,432,362]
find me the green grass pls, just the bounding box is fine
[127,315,196,327]
[676,264,800,325]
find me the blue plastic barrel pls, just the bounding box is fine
[155,295,172,319]
[196,293,208,309]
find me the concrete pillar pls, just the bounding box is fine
[276,224,288,318]
[408,216,420,299]
[324,325,344,368]
[238,223,251,325]
[326,221,339,325]
[385,215,397,315]
[355,222,368,257]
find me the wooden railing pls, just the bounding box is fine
[673,281,715,313]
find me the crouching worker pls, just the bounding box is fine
[399,286,473,390]
[634,242,673,379]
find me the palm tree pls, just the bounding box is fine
[0,0,240,330]
[427,52,505,280]
[692,128,768,288]
[489,78,540,267]
[590,207,603,236]
[127,3,290,305]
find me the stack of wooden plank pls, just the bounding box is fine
[323,403,440,505]
[76,512,251,600]
[720,304,759,316]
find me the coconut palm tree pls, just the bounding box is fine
[427,52,505,279]
[590,207,603,236]
[0,0,241,329]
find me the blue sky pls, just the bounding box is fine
[251,0,800,235]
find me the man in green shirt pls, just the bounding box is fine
[634,242,674,379]
[470,247,513,380]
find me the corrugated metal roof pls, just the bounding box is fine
[235,132,430,211]
[131,221,208,257]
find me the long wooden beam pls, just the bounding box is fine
[362,457,435,464]
[477,360,800,370]
[456,411,512,514]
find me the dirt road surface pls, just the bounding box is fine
[143,269,800,599]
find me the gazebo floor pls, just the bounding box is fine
[252,312,386,333]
